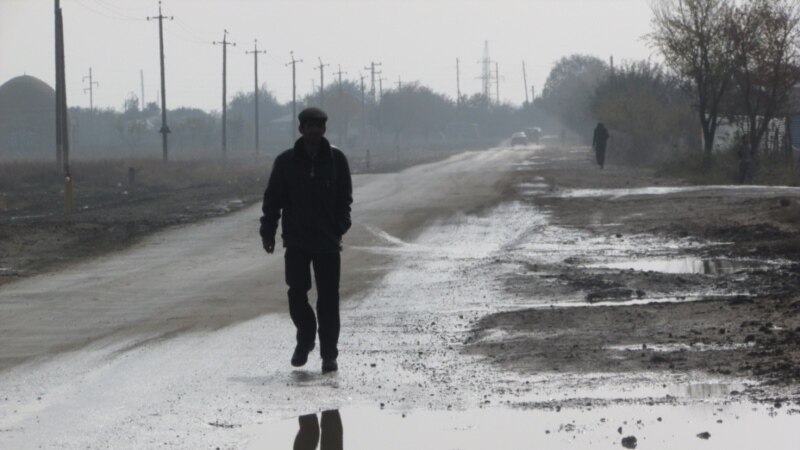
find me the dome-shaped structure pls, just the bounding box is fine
[0,75,56,159]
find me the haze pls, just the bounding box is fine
[0,0,654,112]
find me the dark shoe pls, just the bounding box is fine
[291,342,315,367]
[321,358,338,373]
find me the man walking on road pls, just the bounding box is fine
[737,133,753,184]
[592,122,610,169]
[260,107,353,373]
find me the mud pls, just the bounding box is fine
[0,161,267,287]
[466,145,800,396]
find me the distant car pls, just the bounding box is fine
[510,132,528,147]
[525,127,542,144]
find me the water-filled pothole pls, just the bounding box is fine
[246,403,799,450]
[587,257,771,275]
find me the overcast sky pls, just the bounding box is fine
[0,0,657,112]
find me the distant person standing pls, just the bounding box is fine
[737,134,753,184]
[260,107,353,374]
[592,122,610,168]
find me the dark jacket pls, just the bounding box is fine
[593,124,609,149]
[260,137,353,252]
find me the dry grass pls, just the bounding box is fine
[0,158,271,191]
[656,150,800,186]
[0,158,272,215]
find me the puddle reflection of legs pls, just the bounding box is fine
[294,410,342,450]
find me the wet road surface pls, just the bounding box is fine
[1,145,798,448]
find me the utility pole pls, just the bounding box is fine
[332,65,348,144]
[531,85,535,101]
[522,61,529,104]
[364,61,382,103]
[315,57,330,107]
[359,72,366,140]
[494,62,500,105]
[54,0,66,169]
[334,65,347,88]
[378,74,386,101]
[55,0,61,168]
[214,30,236,162]
[286,51,303,140]
[140,69,145,108]
[245,39,267,158]
[456,57,461,108]
[480,41,492,99]
[83,67,99,112]
[147,0,173,164]
[396,76,402,90]
[54,0,70,182]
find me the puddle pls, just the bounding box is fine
[245,404,800,450]
[10,213,54,221]
[587,257,772,275]
[606,342,755,353]
[541,293,750,308]
[550,185,800,199]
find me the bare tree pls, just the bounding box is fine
[540,54,609,137]
[727,0,800,155]
[649,0,734,162]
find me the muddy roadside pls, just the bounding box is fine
[465,145,800,401]
[0,159,275,287]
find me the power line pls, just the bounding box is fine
[92,0,151,13]
[73,0,144,22]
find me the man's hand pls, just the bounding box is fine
[263,238,275,254]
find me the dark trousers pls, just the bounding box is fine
[739,160,753,184]
[595,144,606,168]
[285,247,341,360]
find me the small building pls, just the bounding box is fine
[0,75,56,159]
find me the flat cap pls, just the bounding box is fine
[298,107,328,124]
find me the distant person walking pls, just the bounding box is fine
[260,107,353,374]
[592,122,610,168]
[737,134,753,184]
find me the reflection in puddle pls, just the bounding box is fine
[293,410,343,450]
[587,257,771,274]
[673,382,747,399]
[246,405,799,450]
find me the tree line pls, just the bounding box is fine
[62,78,557,162]
[551,0,800,171]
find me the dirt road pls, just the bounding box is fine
[1,144,798,448]
[0,147,528,372]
